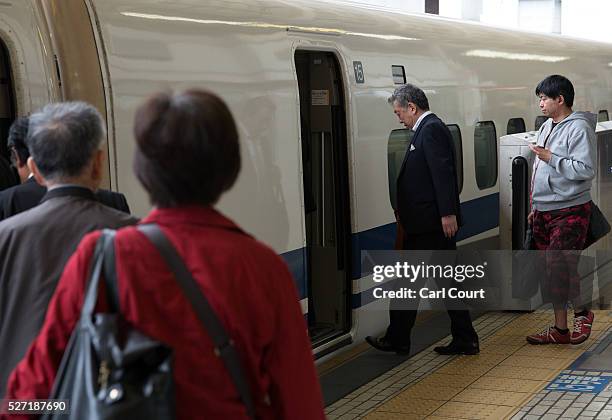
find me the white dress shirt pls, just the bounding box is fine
[412,110,432,132]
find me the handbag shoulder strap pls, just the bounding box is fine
[136,224,255,419]
[81,229,117,318]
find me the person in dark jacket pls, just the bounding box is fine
[366,84,479,356]
[5,90,325,419]
[0,102,137,396]
[0,155,16,192]
[0,116,131,220]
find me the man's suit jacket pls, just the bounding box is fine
[0,155,17,191]
[396,113,462,235]
[0,186,138,395]
[0,178,131,221]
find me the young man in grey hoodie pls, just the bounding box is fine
[526,75,596,345]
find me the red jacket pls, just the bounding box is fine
[4,206,324,419]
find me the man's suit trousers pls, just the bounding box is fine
[384,231,479,347]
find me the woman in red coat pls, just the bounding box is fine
[4,90,325,419]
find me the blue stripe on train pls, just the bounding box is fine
[281,193,499,306]
[280,247,308,300]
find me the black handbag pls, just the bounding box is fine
[523,225,535,251]
[512,226,540,299]
[585,202,611,249]
[43,230,174,420]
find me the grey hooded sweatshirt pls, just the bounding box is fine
[531,111,596,211]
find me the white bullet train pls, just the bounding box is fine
[1,0,612,358]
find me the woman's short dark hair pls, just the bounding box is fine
[535,75,575,108]
[133,90,241,207]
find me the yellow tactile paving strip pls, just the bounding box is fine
[364,309,612,419]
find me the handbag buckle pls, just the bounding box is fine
[98,360,111,389]
[214,339,235,357]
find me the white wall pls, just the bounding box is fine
[329,0,612,44]
[518,0,560,33]
[481,0,520,27]
[322,0,424,12]
[562,0,612,42]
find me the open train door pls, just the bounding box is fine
[0,40,17,190]
[295,51,352,352]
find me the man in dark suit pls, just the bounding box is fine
[0,116,130,221]
[0,154,16,191]
[0,102,138,395]
[366,84,479,356]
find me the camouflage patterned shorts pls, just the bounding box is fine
[533,201,592,306]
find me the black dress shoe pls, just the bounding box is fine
[365,336,411,355]
[434,341,480,355]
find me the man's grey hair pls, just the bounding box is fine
[26,101,105,181]
[388,84,430,111]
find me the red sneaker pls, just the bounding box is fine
[571,311,595,345]
[526,325,570,345]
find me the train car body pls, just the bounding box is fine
[1,0,612,357]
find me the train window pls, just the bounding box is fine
[387,129,413,210]
[447,124,463,194]
[392,65,406,85]
[507,118,526,135]
[474,121,497,190]
[598,110,609,122]
[535,116,547,131]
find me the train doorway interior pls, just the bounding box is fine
[295,51,352,351]
[0,40,17,190]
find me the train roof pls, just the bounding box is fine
[113,0,612,57]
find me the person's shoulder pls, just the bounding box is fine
[96,189,126,201]
[73,229,105,258]
[421,114,446,130]
[4,179,45,203]
[0,202,48,236]
[567,117,594,132]
[93,202,139,225]
[222,227,288,268]
[96,189,130,213]
[0,182,25,200]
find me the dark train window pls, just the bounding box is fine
[507,117,526,135]
[535,116,547,131]
[387,129,413,210]
[447,124,463,194]
[392,65,406,85]
[598,110,609,122]
[474,121,497,190]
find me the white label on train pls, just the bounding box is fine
[311,90,329,106]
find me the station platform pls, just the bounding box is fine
[323,309,611,419]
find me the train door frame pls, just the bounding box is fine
[292,45,354,356]
[0,37,16,188]
[39,0,113,190]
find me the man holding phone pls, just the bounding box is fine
[526,75,596,345]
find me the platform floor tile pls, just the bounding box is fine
[364,412,429,420]
[499,355,574,370]
[414,373,480,389]
[328,310,612,419]
[374,397,445,415]
[470,376,546,393]
[514,345,584,359]
[451,388,529,406]
[398,385,464,401]
[478,344,523,356]
[485,365,559,381]
[429,401,517,419]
